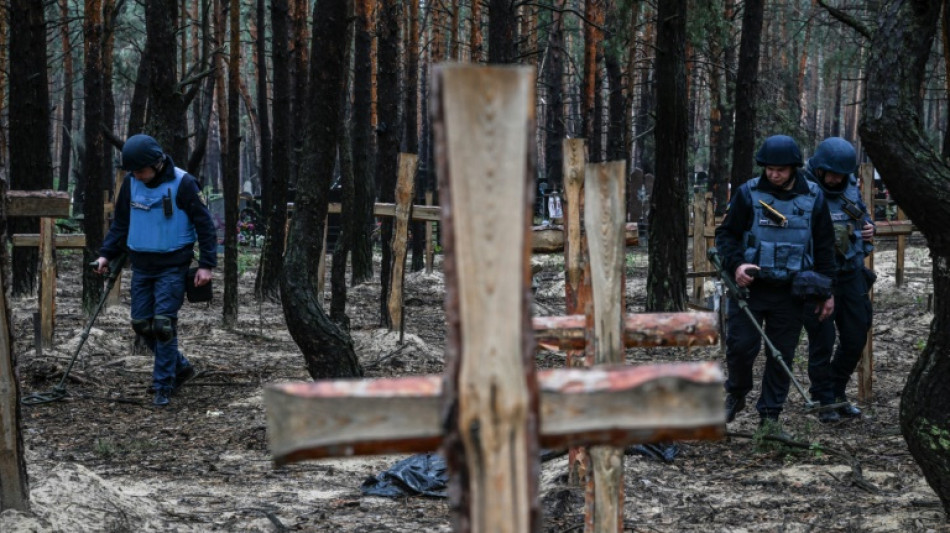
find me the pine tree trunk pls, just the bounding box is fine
[860,0,950,515]
[222,0,241,327]
[407,0,425,272]
[256,0,290,301]
[58,0,74,193]
[351,0,376,285]
[10,0,52,296]
[146,0,186,162]
[281,0,362,379]
[255,0,272,228]
[376,0,401,328]
[647,0,688,313]
[730,0,764,188]
[81,0,105,314]
[487,0,518,63]
[544,2,565,189]
[330,10,355,326]
[289,0,309,190]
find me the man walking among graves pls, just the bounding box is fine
[802,137,874,422]
[95,134,217,407]
[715,135,837,436]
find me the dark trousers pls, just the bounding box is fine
[725,287,804,418]
[803,269,872,403]
[131,265,190,392]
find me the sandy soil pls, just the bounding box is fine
[1,237,947,532]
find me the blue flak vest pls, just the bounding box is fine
[127,167,197,253]
[742,177,819,282]
[825,175,873,272]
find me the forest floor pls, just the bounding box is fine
[1,236,948,532]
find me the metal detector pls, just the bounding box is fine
[22,253,128,406]
[708,247,844,414]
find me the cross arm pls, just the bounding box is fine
[532,312,719,350]
[265,362,724,465]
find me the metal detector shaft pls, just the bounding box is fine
[22,253,128,405]
[707,247,816,409]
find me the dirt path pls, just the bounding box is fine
[2,242,946,532]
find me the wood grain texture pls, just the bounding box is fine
[583,161,626,533]
[265,362,725,462]
[6,190,70,218]
[39,217,55,349]
[532,312,719,350]
[435,65,539,533]
[387,153,418,330]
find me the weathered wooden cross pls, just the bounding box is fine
[265,65,724,532]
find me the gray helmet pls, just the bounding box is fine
[811,137,857,175]
[121,134,165,171]
[755,135,803,168]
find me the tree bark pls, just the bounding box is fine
[730,0,764,189]
[58,0,75,193]
[9,0,52,296]
[583,0,605,161]
[80,0,105,314]
[102,0,118,180]
[331,8,355,326]
[543,1,565,189]
[257,0,290,301]
[859,0,950,515]
[145,0,187,163]
[351,0,376,285]
[407,0,425,272]
[647,0,688,313]
[223,0,241,327]
[289,0,310,190]
[376,0,401,328]
[255,0,271,223]
[281,0,362,379]
[487,0,518,63]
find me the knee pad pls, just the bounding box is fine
[131,318,154,339]
[153,315,176,343]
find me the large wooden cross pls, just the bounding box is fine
[265,66,724,532]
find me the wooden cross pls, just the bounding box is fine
[265,66,724,532]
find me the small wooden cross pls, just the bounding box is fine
[265,66,724,532]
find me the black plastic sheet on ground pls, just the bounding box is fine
[360,453,448,498]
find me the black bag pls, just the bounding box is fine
[185,267,213,303]
[791,271,833,300]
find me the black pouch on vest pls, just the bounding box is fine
[185,267,213,303]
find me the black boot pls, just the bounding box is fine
[817,405,841,424]
[725,393,746,423]
[836,396,862,419]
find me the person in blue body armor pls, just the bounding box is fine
[95,134,218,407]
[715,135,837,436]
[801,137,875,423]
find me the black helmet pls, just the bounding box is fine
[755,135,803,168]
[121,134,165,171]
[810,137,857,175]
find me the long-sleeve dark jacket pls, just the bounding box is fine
[100,156,218,272]
[715,170,836,288]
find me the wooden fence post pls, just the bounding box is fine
[584,161,626,532]
[858,163,875,402]
[388,153,418,331]
[0,233,29,511]
[895,207,906,287]
[424,191,434,274]
[38,217,56,349]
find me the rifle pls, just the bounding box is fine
[707,247,822,412]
